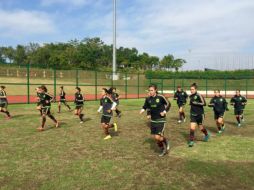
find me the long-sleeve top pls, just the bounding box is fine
[189,92,206,116]
[142,94,171,122]
[230,95,247,111]
[209,96,228,113]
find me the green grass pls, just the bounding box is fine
[0,99,254,190]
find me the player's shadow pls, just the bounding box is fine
[170,116,179,121]
[179,131,189,142]
[224,120,236,125]
[206,126,218,133]
[143,138,160,153]
[9,114,23,119]
[83,118,92,122]
[111,131,120,137]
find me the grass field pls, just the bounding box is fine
[0,99,254,190]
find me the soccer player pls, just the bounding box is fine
[208,90,228,134]
[37,85,59,131]
[58,86,71,113]
[230,90,247,127]
[35,87,42,116]
[0,86,11,119]
[74,87,85,123]
[188,83,210,147]
[174,86,188,123]
[140,84,171,157]
[97,88,117,140]
[110,87,122,117]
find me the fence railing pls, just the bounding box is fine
[0,64,254,104]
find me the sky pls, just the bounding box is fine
[0,0,254,70]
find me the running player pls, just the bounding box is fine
[58,86,71,113]
[110,87,122,117]
[74,87,85,123]
[97,88,117,140]
[0,86,11,119]
[37,85,59,131]
[174,86,188,123]
[208,90,228,134]
[188,83,210,147]
[35,87,42,116]
[230,90,247,127]
[140,84,171,157]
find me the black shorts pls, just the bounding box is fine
[150,122,165,135]
[41,107,51,115]
[0,102,8,108]
[190,114,204,125]
[214,112,224,120]
[234,110,243,116]
[75,104,83,110]
[101,115,111,124]
[60,99,66,103]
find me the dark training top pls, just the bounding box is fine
[111,92,119,104]
[142,94,171,122]
[230,95,247,111]
[0,90,7,103]
[209,96,228,113]
[100,96,114,117]
[75,92,84,105]
[39,92,54,108]
[60,90,66,100]
[189,92,206,116]
[174,90,188,105]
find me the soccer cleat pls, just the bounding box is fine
[217,130,222,135]
[165,140,170,151]
[37,127,44,131]
[5,116,11,120]
[80,121,84,124]
[203,132,210,142]
[113,123,118,132]
[104,135,112,140]
[159,143,167,157]
[159,150,167,157]
[188,141,194,147]
[177,120,182,124]
[55,121,60,128]
[237,123,241,128]
[183,118,186,123]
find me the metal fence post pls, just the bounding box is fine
[76,69,79,87]
[246,78,248,99]
[27,63,30,104]
[125,72,127,99]
[173,77,176,91]
[205,78,208,98]
[137,72,140,99]
[95,71,98,100]
[161,79,164,94]
[224,77,227,98]
[53,67,56,97]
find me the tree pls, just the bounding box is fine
[172,58,186,71]
[160,54,185,71]
[14,45,27,65]
[160,54,174,69]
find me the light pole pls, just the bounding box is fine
[112,0,117,80]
